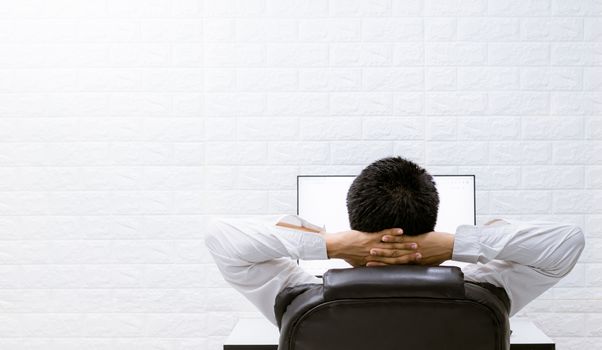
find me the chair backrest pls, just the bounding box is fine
[275,265,510,350]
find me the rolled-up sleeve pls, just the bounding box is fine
[204,215,325,325]
[453,219,585,316]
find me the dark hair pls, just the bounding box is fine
[346,156,439,236]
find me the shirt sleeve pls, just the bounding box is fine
[204,215,326,325]
[452,219,585,316]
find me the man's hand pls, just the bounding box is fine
[325,228,420,267]
[365,231,455,267]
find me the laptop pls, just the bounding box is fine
[297,175,476,276]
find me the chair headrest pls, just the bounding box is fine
[323,265,465,300]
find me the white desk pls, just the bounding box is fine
[224,317,554,350]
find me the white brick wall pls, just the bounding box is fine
[0,0,600,349]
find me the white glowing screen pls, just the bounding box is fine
[297,175,475,275]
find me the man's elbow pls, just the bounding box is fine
[204,218,227,256]
[567,225,586,261]
[552,224,586,278]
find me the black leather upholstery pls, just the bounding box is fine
[275,265,510,350]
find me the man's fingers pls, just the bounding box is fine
[374,242,417,250]
[366,253,422,265]
[379,228,403,237]
[366,261,388,267]
[370,248,416,258]
[381,234,405,243]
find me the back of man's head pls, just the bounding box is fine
[346,156,439,236]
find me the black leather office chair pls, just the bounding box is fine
[275,265,511,350]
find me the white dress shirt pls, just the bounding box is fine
[205,215,585,326]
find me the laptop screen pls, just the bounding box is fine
[297,175,475,275]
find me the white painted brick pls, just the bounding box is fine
[488,92,550,116]
[238,117,298,140]
[361,18,423,42]
[331,0,392,16]
[299,19,361,42]
[581,239,602,262]
[300,117,361,140]
[490,142,552,164]
[236,69,298,91]
[173,142,204,165]
[299,68,362,91]
[203,19,235,42]
[426,142,489,165]
[584,68,602,91]
[204,0,265,17]
[532,313,587,337]
[363,117,424,140]
[490,190,552,214]
[489,43,550,66]
[458,166,521,190]
[204,44,264,67]
[426,117,457,140]
[552,43,602,65]
[585,215,602,238]
[488,0,551,16]
[393,93,425,115]
[0,2,600,348]
[585,18,602,41]
[522,116,584,139]
[553,141,594,165]
[552,92,602,116]
[426,67,457,91]
[458,18,520,41]
[457,67,520,90]
[457,117,520,140]
[140,20,202,42]
[174,94,203,117]
[393,141,425,163]
[393,43,425,65]
[330,93,393,116]
[172,43,203,67]
[204,93,265,116]
[391,0,424,16]
[521,18,584,41]
[521,67,583,91]
[522,166,584,189]
[268,142,330,164]
[363,68,424,91]
[426,92,487,115]
[268,190,297,213]
[552,0,602,16]
[425,0,487,16]
[426,43,487,65]
[553,190,592,214]
[237,166,298,190]
[266,0,328,17]
[332,43,392,66]
[267,44,329,67]
[205,142,267,165]
[267,93,329,116]
[331,141,393,164]
[205,118,235,141]
[425,18,457,41]
[587,264,602,287]
[236,19,297,42]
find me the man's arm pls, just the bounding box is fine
[204,216,325,325]
[205,215,418,324]
[366,219,585,316]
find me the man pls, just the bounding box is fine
[205,157,585,326]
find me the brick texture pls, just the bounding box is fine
[0,0,601,349]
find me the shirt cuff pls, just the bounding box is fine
[300,233,328,260]
[452,225,480,263]
[274,214,326,232]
